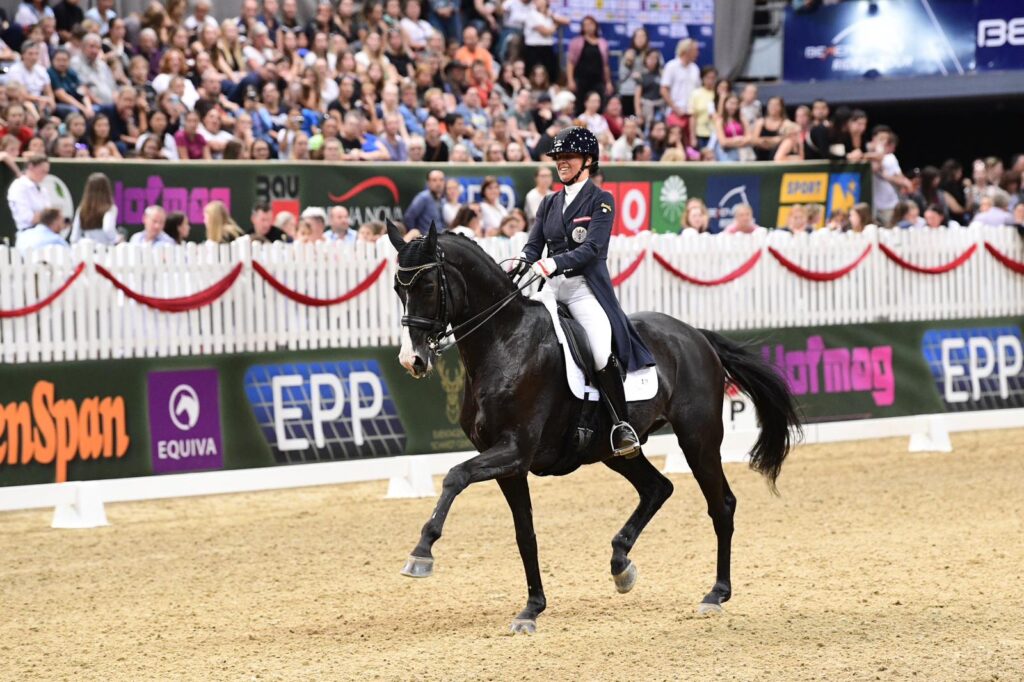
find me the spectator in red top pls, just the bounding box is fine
[0,105,35,151]
[174,109,211,160]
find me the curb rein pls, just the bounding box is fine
[395,247,538,355]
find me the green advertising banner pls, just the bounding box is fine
[0,160,871,241]
[1,315,1020,488]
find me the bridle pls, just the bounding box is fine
[395,244,538,355]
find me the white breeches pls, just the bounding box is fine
[547,275,611,370]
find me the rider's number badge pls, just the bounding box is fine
[572,226,588,243]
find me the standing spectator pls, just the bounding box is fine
[634,50,664,136]
[54,0,84,42]
[687,66,716,149]
[428,0,461,43]
[14,0,54,29]
[523,166,552,223]
[711,94,749,162]
[164,212,191,244]
[129,206,174,245]
[523,0,567,85]
[498,0,531,61]
[70,172,118,245]
[566,16,611,110]
[328,205,356,243]
[16,207,67,255]
[205,200,244,243]
[6,154,51,233]
[617,28,657,118]
[477,175,508,234]
[973,194,1013,227]
[175,110,211,160]
[71,33,118,105]
[48,47,93,119]
[660,38,700,136]
[751,96,787,162]
[870,126,912,226]
[8,41,56,115]
[405,169,446,233]
[911,166,951,219]
[940,160,971,224]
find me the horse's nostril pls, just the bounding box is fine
[412,356,427,372]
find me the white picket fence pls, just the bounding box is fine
[1,225,1022,364]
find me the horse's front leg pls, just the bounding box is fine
[497,475,545,634]
[400,438,524,578]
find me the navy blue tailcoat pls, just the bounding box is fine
[523,179,655,373]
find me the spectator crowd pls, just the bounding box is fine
[2,0,1023,248]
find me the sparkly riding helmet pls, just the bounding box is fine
[547,125,599,160]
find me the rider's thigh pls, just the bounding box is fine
[567,294,612,370]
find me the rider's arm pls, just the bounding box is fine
[550,190,613,276]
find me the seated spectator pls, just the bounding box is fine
[6,154,51,233]
[175,110,211,160]
[339,110,389,160]
[923,204,946,229]
[892,199,924,229]
[16,207,67,255]
[774,121,804,162]
[1013,202,1024,228]
[98,86,143,154]
[911,166,951,221]
[498,213,524,238]
[739,83,762,130]
[681,198,709,234]
[825,209,850,232]
[205,200,244,243]
[449,205,482,238]
[70,172,118,245]
[328,205,355,243]
[294,218,315,243]
[8,41,56,115]
[0,104,35,151]
[129,206,175,246]
[71,32,118,106]
[751,96,787,161]
[299,207,328,241]
[723,204,763,235]
[658,125,692,163]
[197,105,235,159]
[378,113,408,160]
[806,204,824,230]
[478,176,508,234]
[578,91,609,138]
[849,203,873,233]
[973,194,1013,227]
[610,117,644,162]
[358,220,386,243]
[273,211,297,240]
[49,47,94,119]
[785,204,810,233]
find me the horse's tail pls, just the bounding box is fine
[699,329,803,494]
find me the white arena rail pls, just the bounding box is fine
[1,225,1022,364]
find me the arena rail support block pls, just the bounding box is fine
[908,416,953,453]
[386,457,437,499]
[51,483,109,529]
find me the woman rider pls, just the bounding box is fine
[515,126,655,457]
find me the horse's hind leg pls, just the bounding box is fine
[401,441,524,578]
[497,475,546,634]
[603,452,675,594]
[676,418,735,614]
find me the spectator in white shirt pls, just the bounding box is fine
[870,126,912,226]
[129,206,175,246]
[197,105,236,159]
[14,0,54,29]
[71,33,118,105]
[524,166,553,223]
[184,0,219,34]
[16,207,68,255]
[399,0,435,52]
[973,194,1014,227]
[660,38,700,132]
[70,172,119,245]
[610,117,644,162]
[84,0,116,35]
[8,41,56,114]
[7,154,52,232]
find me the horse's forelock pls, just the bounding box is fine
[397,237,433,268]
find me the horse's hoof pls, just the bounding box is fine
[697,602,724,616]
[613,561,638,594]
[400,555,434,578]
[509,618,537,635]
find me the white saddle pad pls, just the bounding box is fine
[532,288,658,402]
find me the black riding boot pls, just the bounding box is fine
[594,355,640,458]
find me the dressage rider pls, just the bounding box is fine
[516,126,655,458]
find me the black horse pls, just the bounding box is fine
[387,221,801,634]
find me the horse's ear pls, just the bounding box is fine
[425,221,438,255]
[385,219,406,251]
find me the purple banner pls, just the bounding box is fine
[147,369,224,474]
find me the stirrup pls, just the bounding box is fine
[610,421,640,458]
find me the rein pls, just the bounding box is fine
[396,248,538,355]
